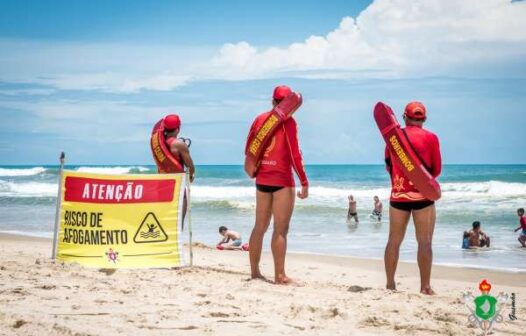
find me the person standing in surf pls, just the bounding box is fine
[246,85,309,285]
[383,102,442,295]
[371,195,383,222]
[347,195,359,224]
[514,208,526,247]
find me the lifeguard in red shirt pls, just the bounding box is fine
[151,114,195,181]
[246,85,308,285]
[384,101,442,295]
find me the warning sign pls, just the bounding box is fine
[56,171,187,268]
[134,212,168,243]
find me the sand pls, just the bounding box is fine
[0,233,524,336]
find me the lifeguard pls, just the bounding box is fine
[151,114,195,182]
[245,85,308,285]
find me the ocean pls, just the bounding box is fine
[1,164,525,271]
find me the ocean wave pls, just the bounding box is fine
[192,186,255,200]
[0,180,57,197]
[193,199,254,210]
[441,181,526,198]
[0,167,47,177]
[0,178,524,206]
[190,185,389,211]
[75,166,151,174]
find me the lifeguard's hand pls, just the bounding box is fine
[297,186,308,199]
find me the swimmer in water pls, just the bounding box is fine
[347,195,359,224]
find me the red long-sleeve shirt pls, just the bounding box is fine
[385,124,441,202]
[247,112,308,187]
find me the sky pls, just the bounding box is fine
[0,0,525,165]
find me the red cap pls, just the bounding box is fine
[273,85,292,100]
[163,114,181,130]
[404,101,426,120]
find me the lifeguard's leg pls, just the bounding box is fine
[271,187,295,284]
[249,190,273,279]
[413,204,436,295]
[385,206,411,290]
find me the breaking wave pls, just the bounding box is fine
[0,167,47,177]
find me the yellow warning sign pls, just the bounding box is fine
[134,212,168,243]
[55,171,187,268]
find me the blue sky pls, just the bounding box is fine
[0,0,525,165]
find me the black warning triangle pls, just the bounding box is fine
[134,212,168,243]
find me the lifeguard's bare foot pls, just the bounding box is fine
[420,287,436,295]
[251,273,269,282]
[386,282,396,291]
[275,275,304,286]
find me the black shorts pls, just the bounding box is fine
[256,184,285,193]
[390,200,434,212]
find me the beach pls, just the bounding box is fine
[1,233,524,336]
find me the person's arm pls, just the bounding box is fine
[514,226,522,232]
[285,119,308,199]
[172,142,195,182]
[430,134,442,178]
[379,202,383,212]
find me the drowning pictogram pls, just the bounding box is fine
[134,212,168,243]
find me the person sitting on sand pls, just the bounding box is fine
[371,196,383,222]
[347,195,359,223]
[514,208,526,247]
[217,226,243,250]
[467,221,491,248]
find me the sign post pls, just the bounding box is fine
[51,152,65,259]
[187,171,193,267]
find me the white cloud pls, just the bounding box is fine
[0,39,206,93]
[37,72,189,93]
[213,0,526,79]
[0,88,56,96]
[0,0,524,93]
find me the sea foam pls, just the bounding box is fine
[0,180,57,197]
[0,167,47,177]
[75,166,150,174]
